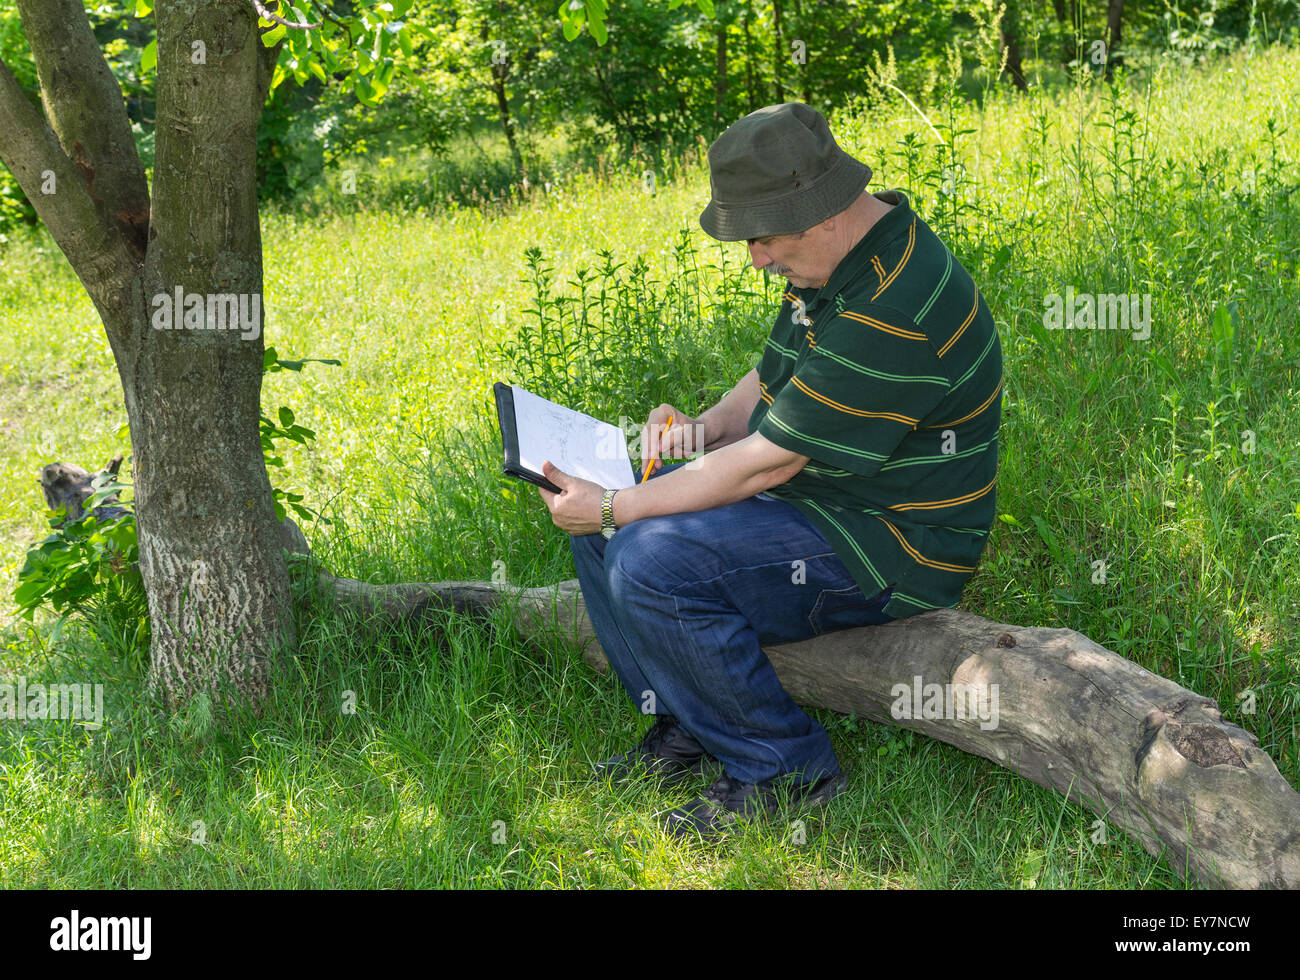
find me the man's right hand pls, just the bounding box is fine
[639,405,703,478]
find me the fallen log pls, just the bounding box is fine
[277,520,1300,890]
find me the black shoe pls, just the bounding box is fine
[592,715,713,787]
[663,770,848,841]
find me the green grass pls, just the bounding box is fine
[1,44,1298,888]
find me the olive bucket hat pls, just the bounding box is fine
[699,103,872,242]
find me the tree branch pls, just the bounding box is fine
[15,0,149,258]
[252,0,318,30]
[0,55,141,331]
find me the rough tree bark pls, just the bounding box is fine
[273,519,1299,891]
[1,0,293,705]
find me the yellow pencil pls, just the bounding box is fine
[640,414,673,483]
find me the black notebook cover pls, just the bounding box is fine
[494,382,564,494]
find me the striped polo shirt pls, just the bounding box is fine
[748,189,1002,619]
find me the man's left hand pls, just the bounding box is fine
[537,460,606,535]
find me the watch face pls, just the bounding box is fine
[601,526,615,540]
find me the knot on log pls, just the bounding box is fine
[995,631,1017,648]
[1168,724,1248,769]
[1139,700,1250,770]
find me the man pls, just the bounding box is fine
[538,102,1002,839]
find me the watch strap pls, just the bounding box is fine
[601,488,618,534]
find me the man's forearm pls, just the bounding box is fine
[697,367,761,451]
[612,431,798,525]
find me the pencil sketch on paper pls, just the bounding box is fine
[512,385,636,489]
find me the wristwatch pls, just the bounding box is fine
[600,488,619,540]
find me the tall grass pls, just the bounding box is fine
[0,44,1297,888]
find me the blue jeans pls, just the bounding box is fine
[569,461,894,785]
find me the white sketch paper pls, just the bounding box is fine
[512,385,636,489]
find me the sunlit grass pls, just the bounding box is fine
[0,44,1297,888]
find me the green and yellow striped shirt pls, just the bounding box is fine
[749,189,1002,619]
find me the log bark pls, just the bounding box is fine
[274,520,1300,890]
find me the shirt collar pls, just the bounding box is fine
[789,189,911,314]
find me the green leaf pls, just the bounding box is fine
[14,579,47,610]
[694,0,716,14]
[989,243,1012,276]
[1210,303,1234,349]
[134,0,154,16]
[141,39,157,74]
[262,23,287,47]
[558,0,584,41]
[278,406,295,427]
[1029,514,1065,565]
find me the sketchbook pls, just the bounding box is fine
[493,383,638,494]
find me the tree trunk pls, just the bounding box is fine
[1051,0,1077,70]
[1,0,294,706]
[128,0,294,704]
[277,522,1298,891]
[1000,2,1029,91]
[789,0,811,103]
[493,71,523,176]
[1105,0,1125,80]
[771,0,786,104]
[714,6,728,127]
[481,23,522,176]
[742,3,758,112]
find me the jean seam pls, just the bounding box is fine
[652,550,841,599]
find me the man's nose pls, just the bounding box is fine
[747,241,769,270]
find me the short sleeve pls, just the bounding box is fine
[756,307,951,478]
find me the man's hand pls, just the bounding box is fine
[536,460,605,535]
[640,404,702,479]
